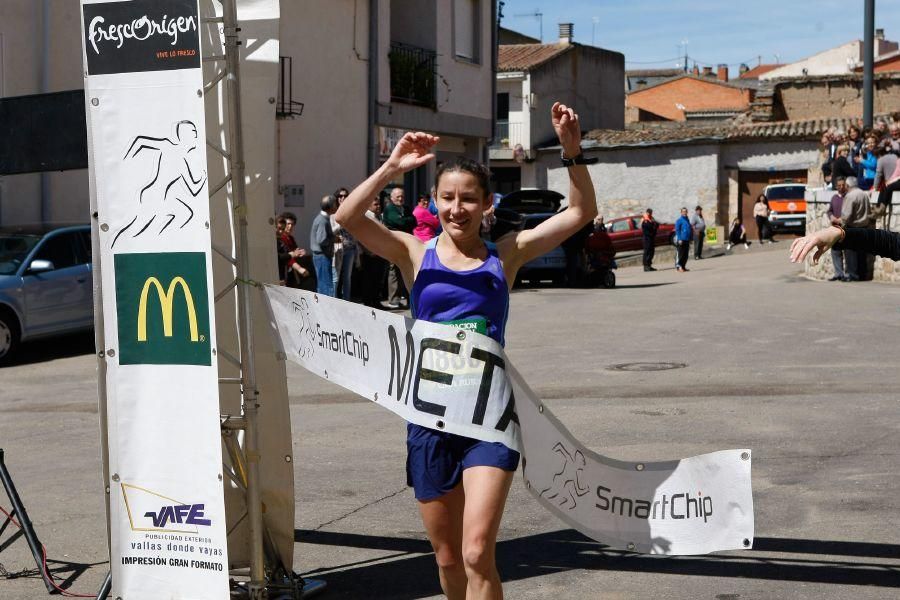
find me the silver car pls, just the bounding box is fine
[0,225,93,362]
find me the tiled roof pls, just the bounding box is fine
[625,74,744,96]
[739,64,783,79]
[626,68,684,78]
[578,116,867,149]
[498,43,573,72]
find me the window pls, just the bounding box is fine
[33,233,79,270]
[609,220,631,233]
[277,56,304,119]
[496,92,509,121]
[453,0,479,62]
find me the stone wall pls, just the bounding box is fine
[777,75,900,121]
[804,188,900,282]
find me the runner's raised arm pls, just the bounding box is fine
[497,102,598,279]
[335,132,440,287]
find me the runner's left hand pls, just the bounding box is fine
[551,102,582,157]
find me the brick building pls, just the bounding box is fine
[757,73,900,122]
[625,70,753,123]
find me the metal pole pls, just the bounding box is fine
[0,450,54,593]
[219,0,266,595]
[863,0,875,128]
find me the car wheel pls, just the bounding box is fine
[604,271,616,288]
[669,232,676,246]
[0,309,21,365]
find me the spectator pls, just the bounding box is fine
[330,187,358,301]
[753,194,772,244]
[847,125,863,164]
[690,205,707,259]
[381,187,416,308]
[888,123,900,154]
[821,130,839,188]
[854,136,878,190]
[311,195,337,296]
[826,177,848,281]
[840,176,874,281]
[726,217,751,250]
[480,203,496,241]
[413,193,439,242]
[359,195,388,308]
[275,212,315,290]
[674,207,692,272]
[830,143,856,185]
[640,208,659,271]
[878,147,900,208]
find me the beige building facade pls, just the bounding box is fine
[1,0,496,247]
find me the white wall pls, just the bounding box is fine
[761,39,899,80]
[0,0,89,226]
[541,140,820,226]
[277,0,371,246]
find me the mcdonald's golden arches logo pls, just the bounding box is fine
[115,252,211,365]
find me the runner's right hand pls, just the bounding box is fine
[387,132,440,174]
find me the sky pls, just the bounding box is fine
[499,0,900,71]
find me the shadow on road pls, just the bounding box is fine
[4,330,95,367]
[295,529,900,599]
[614,282,676,289]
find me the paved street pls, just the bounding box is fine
[2,243,900,599]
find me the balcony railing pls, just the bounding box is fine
[490,121,525,149]
[389,42,437,109]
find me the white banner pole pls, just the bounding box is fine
[82,1,230,596]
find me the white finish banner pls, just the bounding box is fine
[82,1,229,597]
[263,286,755,555]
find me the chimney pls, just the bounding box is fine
[739,63,750,76]
[692,64,700,76]
[876,28,885,41]
[702,66,713,77]
[717,63,729,81]
[559,23,573,45]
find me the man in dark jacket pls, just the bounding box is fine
[641,208,659,271]
[381,187,416,308]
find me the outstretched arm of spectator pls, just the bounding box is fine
[790,226,900,263]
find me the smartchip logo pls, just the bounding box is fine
[114,252,211,365]
[83,0,201,76]
[121,483,212,533]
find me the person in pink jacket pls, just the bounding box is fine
[413,193,440,241]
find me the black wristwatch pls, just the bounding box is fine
[561,149,589,167]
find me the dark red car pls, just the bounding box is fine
[604,215,675,252]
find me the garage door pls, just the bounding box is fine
[739,170,807,240]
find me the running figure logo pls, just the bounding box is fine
[112,120,208,248]
[538,442,590,510]
[291,299,317,359]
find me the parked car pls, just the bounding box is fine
[496,189,567,285]
[604,215,675,252]
[0,224,93,363]
[764,182,807,235]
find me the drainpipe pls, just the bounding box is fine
[40,0,51,224]
[487,0,498,166]
[367,0,378,174]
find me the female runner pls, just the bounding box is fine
[335,102,596,599]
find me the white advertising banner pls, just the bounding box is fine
[82,1,229,597]
[264,286,754,555]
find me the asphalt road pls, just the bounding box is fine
[2,242,899,599]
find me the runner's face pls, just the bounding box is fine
[436,171,489,240]
[285,220,295,232]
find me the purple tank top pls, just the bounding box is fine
[410,237,509,346]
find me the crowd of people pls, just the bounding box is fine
[821,118,900,209]
[275,184,451,308]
